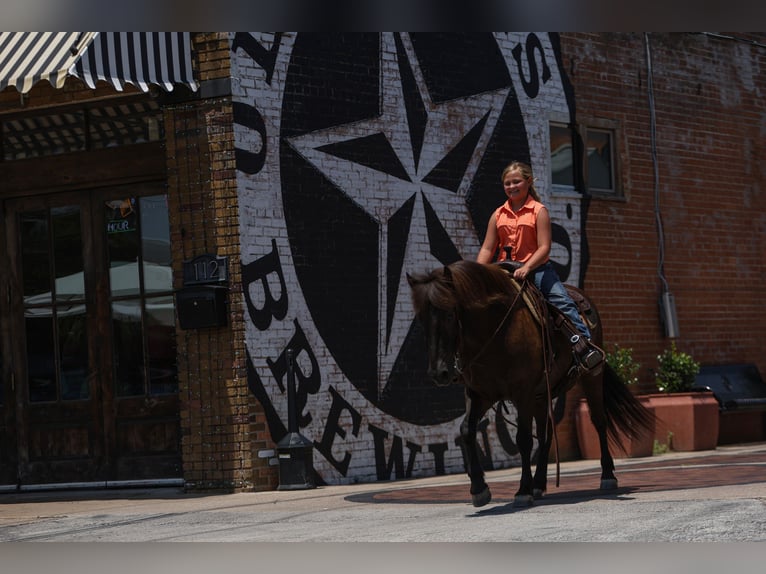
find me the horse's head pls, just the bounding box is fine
[407,266,461,386]
[409,260,522,386]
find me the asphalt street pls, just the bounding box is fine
[1,442,765,544]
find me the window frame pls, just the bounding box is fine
[547,116,624,200]
[581,117,622,199]
[548,116,578,196]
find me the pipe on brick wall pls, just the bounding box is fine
[644,33,679,339]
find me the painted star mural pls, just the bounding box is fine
[285,33,509,401]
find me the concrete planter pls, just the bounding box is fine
[644,391,720,451]
[575,397,655,459]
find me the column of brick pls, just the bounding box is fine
[165,33,278,491]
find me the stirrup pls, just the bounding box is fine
[580,347,604,370]
[571,335,604,372]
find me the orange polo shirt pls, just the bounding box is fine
[494,195,548,263]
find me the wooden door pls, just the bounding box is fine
[97,185,181,481]
[5,193,105,484]
[0,200,18,487]
[3,183,181,486]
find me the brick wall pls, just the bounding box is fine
[233,32,586,483]
[166,33,277,491]
[560,32,766,394]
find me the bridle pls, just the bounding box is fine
[451,280,527,379]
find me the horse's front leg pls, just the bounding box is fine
[532,399,553,499]
[514,405,536,507]
[460,388,491,508]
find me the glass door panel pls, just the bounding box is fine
[105,194,176,398]
[101,186,180,480]
[21,206,89,404]
[7,194,102,485]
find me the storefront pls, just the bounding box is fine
[0,32,206,489]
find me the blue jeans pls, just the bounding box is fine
[531,262,592,339]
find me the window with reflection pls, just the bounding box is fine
[21,206,89,402]
[550,122,575,189]
[549,119,621,198]
[586,128,615,194]
[106,194,176,397]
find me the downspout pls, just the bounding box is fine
[644,33,680,339]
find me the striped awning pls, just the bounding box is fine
[0,32,197,94]
[0,32,96,93]
[72,33,197,93]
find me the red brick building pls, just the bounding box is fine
[560,33,766,390]
[1,33,763,492]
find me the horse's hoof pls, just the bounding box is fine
[600,478,618,490]
[533,488,546,499]
[513,494,534,507]
[471,487,492,508]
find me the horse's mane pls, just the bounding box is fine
[409,260,517,313]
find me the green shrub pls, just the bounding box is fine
[605,344,640,386]
[655,342,700,393]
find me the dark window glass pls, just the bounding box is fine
[52,206,85,303]
[550,123,574,187]
[587,129,614,192]
[106,194,176,397]
[20,211,51,301]
[59,312,89,400]
[25,316,57,403]
[21,205,90,403]
[112,300,145,397]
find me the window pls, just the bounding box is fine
[548,118,621,198]
[550,122,575,190]
[105,193,177,397]
[584,126,617,196]
[20,204,90,402]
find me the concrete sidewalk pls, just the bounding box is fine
[1,442,765,542]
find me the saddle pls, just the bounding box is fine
[495,261,598,333]
[495,261,600,381]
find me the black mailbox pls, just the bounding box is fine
[176,285,228,329]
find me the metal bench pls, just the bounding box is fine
[692,363,766,412]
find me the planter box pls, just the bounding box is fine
[644,391,719,451]
[575,398,655,459]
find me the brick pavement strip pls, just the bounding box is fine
[360,449,766,504]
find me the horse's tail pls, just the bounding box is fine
[602,363,655,447]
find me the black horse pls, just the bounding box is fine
[408,259,654,507]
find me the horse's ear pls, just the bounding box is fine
[406,272,414,287]
[443,265,453,282]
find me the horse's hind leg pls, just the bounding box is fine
[582,372,618,490]
[460,389,492,507]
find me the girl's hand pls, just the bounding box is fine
[513,266,529,281]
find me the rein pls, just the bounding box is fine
[453,275,562,488]
[453,281,526,377]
